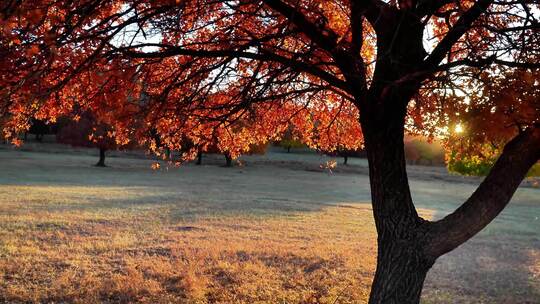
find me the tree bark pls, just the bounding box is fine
[343,155,348,165]
[369,242,432,304]
[364,153,433,304]
[355,65,443,300]
[95,148,106,167]
[361,112,434,303]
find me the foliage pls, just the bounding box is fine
[56,112,132,152]
[447,151,496,176]
[438,68,540,176]
[0,0,536,162]
[277,126,306,152]
[447,142,540,177]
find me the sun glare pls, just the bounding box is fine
[454,124,464,134]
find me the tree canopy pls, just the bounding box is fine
[2,0,536,150]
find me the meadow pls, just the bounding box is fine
[0,147,538,303]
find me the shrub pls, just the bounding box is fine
[446,144,540,177]
[446,149,540,177]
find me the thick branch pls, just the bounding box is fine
[426,126,540,258]
[351,0,393,35]
[436,56,540,70]
[262,0,338,52]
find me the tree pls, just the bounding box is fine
[56,112,129,167]
[26,118,50,141]
[277,124,307,153]
[404,136,445,166]
[1,1,539,303]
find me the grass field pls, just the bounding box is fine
[0,148,539,303]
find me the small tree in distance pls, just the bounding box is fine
[277,126,305,153]
[57,112,129,167]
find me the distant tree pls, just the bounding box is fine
[336,148,364,165]
[194,136,269,167]
[26,119,49,142]
[196,141,234,167]
[57,112,129,167]
[277,126,305,153]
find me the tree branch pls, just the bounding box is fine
[114,44,351,93]
[436,56,540,70]
[261,0,338,52]
[415,0,456,17]
[426,126,540,258]
[423,0,494,69]
[351,0,393,35]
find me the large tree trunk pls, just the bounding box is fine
[363,120,433,303]
[362,100,540,303]
[359,86,435,303]
[95,148,106,167]
[369,243,432,304]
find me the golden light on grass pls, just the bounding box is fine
[0,172,538,303]
[0,185,384,303]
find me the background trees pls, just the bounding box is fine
[1,1,539,303]
[57,112,131,167]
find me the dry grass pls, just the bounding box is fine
[0,149,539,303]
[0,185,380,303]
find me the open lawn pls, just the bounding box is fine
[0,148,539,303]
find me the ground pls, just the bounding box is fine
[0,146,538,303]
